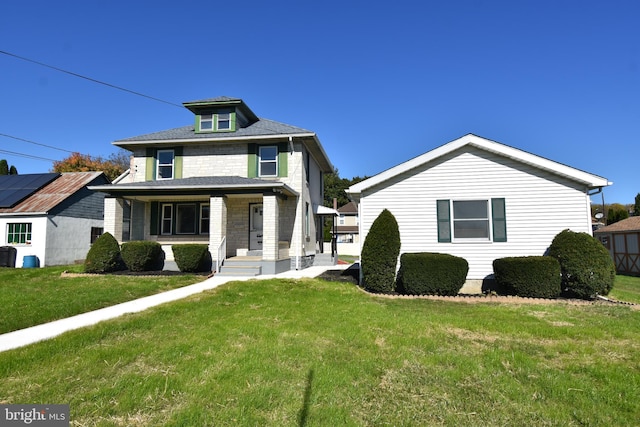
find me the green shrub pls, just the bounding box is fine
[120,241,165,272]
[172,244,212,273]
[547,229,616,299]
[396,252,468,296]
[493,256,561,298]
[361,209,401,293]
[84,232,125,273]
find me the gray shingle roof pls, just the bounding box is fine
[116,118,313,144]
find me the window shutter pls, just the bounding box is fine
[491,198,507,242]
[145,148,156,181]
[174,146,183,179]
[437,200,451,243]
[230,111,236,131]
[150,201,159,235]
[278,142,288,177]
[247,144,258,178]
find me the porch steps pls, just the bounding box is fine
[217,256,262,277]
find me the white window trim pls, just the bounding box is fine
[6,222,32,245]
[161,204,173,235]
[216,112,231,130]
[259,145,278,177]
[451,199,492,243]
[156,149,175,180]
[200,114,213,131]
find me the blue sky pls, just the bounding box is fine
[1,0,638,204]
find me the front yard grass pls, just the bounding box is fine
[0,265,207,334]
[1,276,638,426]
[609,274,640,304]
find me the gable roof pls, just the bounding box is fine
[0,172,106,214]
[594,216,640,234]
[348,133,611,195]
[338,201,358,214]
[0,173,59,208]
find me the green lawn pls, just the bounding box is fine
[609,274,640,304]
[1,276,638,426]
[0,265,207,334]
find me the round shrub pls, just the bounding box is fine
[84,232,125,273]
[547,229,615,299]
[396,252,468,296]
[172,244,212,273]
[361,209,401,293]
[493,256,561,298]
[120,241,165,272]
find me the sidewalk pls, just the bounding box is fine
[0,264,351,353]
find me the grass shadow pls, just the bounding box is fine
[298,368,314,427]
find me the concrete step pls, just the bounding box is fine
[217,264,262,276]
[314,253,337,266]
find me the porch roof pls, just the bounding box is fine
[89,176,298,200]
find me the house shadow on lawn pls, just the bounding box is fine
[315,263,360,284]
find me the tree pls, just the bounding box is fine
[634,193,640,216]
[0,159,17,175]
[323,168,368,208]
[52,150,130,182]
[606,203,629,225]
[361,209,401,293]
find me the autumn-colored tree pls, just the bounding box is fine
[52,150,130,182]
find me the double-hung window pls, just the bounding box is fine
[7,223,31,244]
[156,149,175,180]
[437,198,506,242]
[200,205,210,234]
[259,146,278,177]
[200,114,213,131]
[161,204,173,235]
[217,113,230,130]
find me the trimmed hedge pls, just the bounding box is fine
[172,244,212,273]
[493,256,561,298]
[361,209,401,294]
[396,252,468,296]
[120,241,165,272]
[548,229,616,299]
[84,232,125,273]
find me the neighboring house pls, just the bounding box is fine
[335,201,359,243]
[90,96,334,274]
[0,172,109,267]
[594,216,640,275]
[347,134,610,292]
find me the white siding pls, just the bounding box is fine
[359,147,593,279]
[0,216,48,267]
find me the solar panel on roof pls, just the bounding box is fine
[0,173,59,208]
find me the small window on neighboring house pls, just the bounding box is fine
[217,113,230,130]
[156,150,175,180]
[200,114,213,131]
[259,146,278,177]
[176,203,197,234]
[90,227,103,244]
[339,214,345,225]
[161,204,173,235]
[200,204,210,234]
[7,223,31,245]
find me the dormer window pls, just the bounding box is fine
[217,113,230,130]
[200,114,213,131]
[157,149,175,180]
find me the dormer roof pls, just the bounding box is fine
[182,96,259,123]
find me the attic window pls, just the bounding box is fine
[200,114,213,131]
[217,113,230,130]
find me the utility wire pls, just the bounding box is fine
[0,49,183,109]
[0,149,58,162]
[0,133,76,153]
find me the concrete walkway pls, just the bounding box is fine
[0,264,351,353]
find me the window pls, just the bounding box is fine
[200,204,210,234]
[156,150,175,180]
[90,227,103,244]
[200,114,213,131]
[7,223,31,244]
[437,198,506,242]
[305,202,310,237]
[161,204,173,235]
[217,113,230,130]
[339,214,345,225]
[176,203,197,234]
[259,145,278,177]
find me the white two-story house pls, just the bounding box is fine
[90,97,334,274]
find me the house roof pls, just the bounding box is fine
[335,225,359,234]
[594,216,640,234]
[0,172,106,214]
[89,176,299,200]
[182,96,259,122]
[338,201,358,214]
[347,133,611,195]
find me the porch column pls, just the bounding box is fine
[263,194,279,261]
[104,197,124,242]
[209,195,228,268]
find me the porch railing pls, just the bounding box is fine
[216,236,227,273]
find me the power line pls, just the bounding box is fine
[0,49,183,109]
[0,133,75,153]
[0,148,58,162]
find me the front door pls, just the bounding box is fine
[249,204,263,251]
